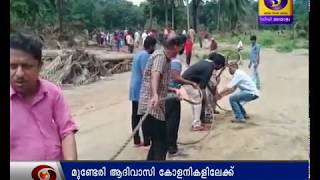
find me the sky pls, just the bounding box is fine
[127,0,146,6]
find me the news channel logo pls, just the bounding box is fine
[264,0,288,10]
[259,0,293,24]
[32,165,57,180]
[11,162,64,180]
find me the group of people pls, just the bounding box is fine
[9,29,261,161]
[129,32,261,160]
[94,29,160,54]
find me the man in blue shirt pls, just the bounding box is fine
[218,62,259,123]
[129,36,157,146]
[248,35,261,89]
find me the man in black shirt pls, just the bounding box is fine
[182,53,226,131]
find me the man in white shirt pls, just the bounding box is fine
[126,33,134,53]
[236,40,243,64]
[142,30,148,45]
[134,31,141,47]
[218,62,259,123]
[182,30,187,35]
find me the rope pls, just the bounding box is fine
[110,54,237,160]
[109,96,176,160]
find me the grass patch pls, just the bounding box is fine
[219,49,250,62]
[257,31,275,48]
[214,30,308,54]
[275,38,308,53]
[275,40,294,53]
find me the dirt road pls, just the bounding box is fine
[63,48,309,160]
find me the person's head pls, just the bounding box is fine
[143,36,157,54]
[250,35,257,45]
[10,32,43,96]
[163,36,184,59]
[228,61,239,75]
[208,52,226,70]
[210,39,218,51]
[177,35,187,55]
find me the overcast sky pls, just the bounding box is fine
[127,0,146,6]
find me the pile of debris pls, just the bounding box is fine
[41,49,133,86]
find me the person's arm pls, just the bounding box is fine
[217,73,240,99]
[150,55,165,108]
[171,70,198,88]
[218,86,236,99]
[53,90,78,160]
[139,53,149,74]
[150,71,161,108]
[62,134,77,160]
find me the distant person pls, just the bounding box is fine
[134,31,141,48]
[96,30,104,46]
[114,31,120,51]
[218,62,259,123]
[126,32,134,53]
[182,29,187,35]
[184,35,193,66]
[210,38,218,53]
[168,29,176,40]
[236,39,244,64]
[248,35,261,89]
[164,27,169,39]
[138,36,183,160]
[188,27,196,43]
[10,32,78,160]
[129,36,157,147]
[182,53,226,131]
[142,30,148,45]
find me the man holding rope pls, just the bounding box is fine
[129,36,157,147]
[137,36,184,160]
[218,62,259,123]
[182,53,226,131]
[166,35,198,155]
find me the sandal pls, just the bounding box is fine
[191,125,205,131]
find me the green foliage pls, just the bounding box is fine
[11,0,146,32]
[276,41,294,53]
[258,31,275,47]
[10,0,309,41]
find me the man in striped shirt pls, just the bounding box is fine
[138,36,184,160]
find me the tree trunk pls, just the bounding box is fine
[172,3,174,29]
[149,4,153,29]
[217,0,221,31]
[165,0,168,26]
[192,0,198,32]
[186,0,190,30]
[58,0,63,36]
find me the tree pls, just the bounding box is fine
[191,0,202,32]
[168,0,183,29]
[164,0,169,26]
[184,0,190,30]
[218,0,249,31]
[57,0,63,36]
